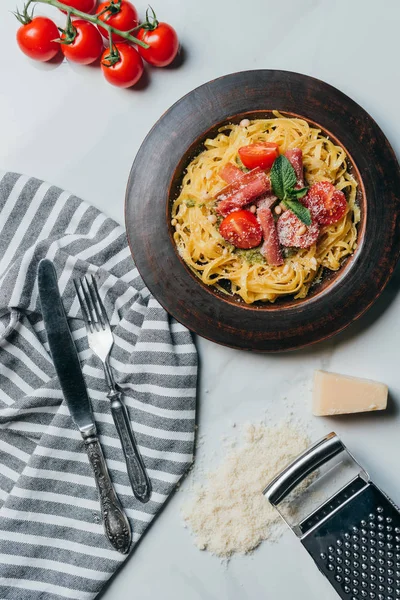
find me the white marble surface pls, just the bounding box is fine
[2,0,400,598]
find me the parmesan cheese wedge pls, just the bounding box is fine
[312,370,388,416]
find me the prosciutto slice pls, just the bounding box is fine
[255,192,278,210]
[285,148,305,188]
[216,169,271,217]
[219,163,245,184]
[257,205,284,266]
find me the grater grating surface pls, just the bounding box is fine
[264,433,400,600]
[302,481,400,600]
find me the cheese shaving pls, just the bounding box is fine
[181,422,309,558]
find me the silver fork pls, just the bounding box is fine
[74,275,152,503]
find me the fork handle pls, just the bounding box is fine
[110,392,152,503]
[83,433,131,554]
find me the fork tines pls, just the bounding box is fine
[74,275,110,334]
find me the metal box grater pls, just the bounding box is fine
[263,432,400,600]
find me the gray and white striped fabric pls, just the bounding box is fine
[0,171,197,599]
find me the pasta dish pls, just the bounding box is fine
[171,112,360,304]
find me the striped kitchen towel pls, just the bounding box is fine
[0,171,198,599]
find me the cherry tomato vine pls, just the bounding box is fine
[14,0,180,87]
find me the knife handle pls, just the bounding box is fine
[83,433,132,554]
[109,391,152,503]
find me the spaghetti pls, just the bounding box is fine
[171,112,360,304]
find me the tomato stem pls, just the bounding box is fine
[100,0,122,19]
[102,28,120,66]
[95,5,109,18]
[28,0,150,48]
[13,0,35,25]
[142,5,158,30]
[57,10,77,44]
[127,24,143,32]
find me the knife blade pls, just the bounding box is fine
[38,259,132,554]
[38,260,95,435]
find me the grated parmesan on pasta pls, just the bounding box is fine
[172,112,360,303]
[181,422,309,558]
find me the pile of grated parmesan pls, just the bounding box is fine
[181,422,309,558]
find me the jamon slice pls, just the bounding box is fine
[285,148,305,188]
[257,205,284,266]
[219,163,245,184]
[216,169,271,217]
[255,193,278,210]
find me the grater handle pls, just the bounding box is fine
[264,432,345,505]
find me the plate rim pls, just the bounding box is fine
[125,69,400,352]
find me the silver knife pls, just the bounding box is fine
[38,259,132,554]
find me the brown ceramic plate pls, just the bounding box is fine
[125,70,400,352]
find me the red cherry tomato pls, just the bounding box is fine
[136,22,179,67]
[16,16,60,62]
[219,210,263,249]
[96,1,138,42]
[303,181,347,225]
[277,211,320,248]
[61,20,103,65]
[101,43,143,88]
[60,0,97,14]
[238,143,280,171]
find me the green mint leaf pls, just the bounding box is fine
[283,198,312,226]
[288,186,308,199]
[270,155,297,200]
